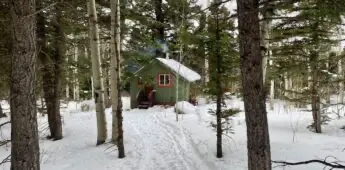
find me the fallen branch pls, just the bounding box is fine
[0,140,10,147]
[272,158,345,169]
[0,154,10,165]
[0,121,10,128]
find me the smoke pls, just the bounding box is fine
[156,39,169,53]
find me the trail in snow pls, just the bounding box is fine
[126,108,214,170]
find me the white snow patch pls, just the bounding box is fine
[175,101,197,114]
[156,57,201,82]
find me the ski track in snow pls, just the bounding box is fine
[126,108,212,170]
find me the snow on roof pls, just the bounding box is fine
[156,58,201,82]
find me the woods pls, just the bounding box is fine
[1,0,345,169]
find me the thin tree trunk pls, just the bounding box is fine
[88,0,107,145]
[214,2,222,158]
[260,11,271,85]
[73,45,79,101]
[236,0,271,169]
[339,57,344,103]
[111,0,125,158]
[10,0,40,169]
[50,2,64,140]
[310,54,322,133]
[101,43,110,108]
[269,58,274,110]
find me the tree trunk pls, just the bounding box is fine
[73,45,80,101]
[236,0,271,169]
[101,43,111,108]
[88,0,107,145]
[269,59,274,110]
[111,0,125,158]
[339,57,344,103]
[10,0,40,169]
[154,0,164,41]
[310,53,322,133]
[37,0,63,140]
[260,11,271,85]
[214,2,222,158]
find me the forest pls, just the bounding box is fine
[1,0,345,169]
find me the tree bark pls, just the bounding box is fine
[88,0,107,145]
[260,11,271,85]
[310,53,322,133]
[338,57,343,103]
[36,0,63,140]
[10,0,40,169]
[214,2,222,158]
[236,0,272,169]
[111,0,125,158]
[154,0,164,41]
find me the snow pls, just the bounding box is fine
[156,58,201,82]
[1,96,345,170]
[174,101,197,114]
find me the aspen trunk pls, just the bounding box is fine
[88,0,107,145]
[339,57,344,103]
[269,59,274,110]
[73,45,80,101]
[237,0,271,169]
[111,0,125,158]
[10,0,40,169]
[260,11,271,85]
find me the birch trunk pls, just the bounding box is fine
[339,57,344,103]
[269,59,274,110]
[10,0,40,168]
[88,0,107,145]
[260,11,271,85]
[111,0,125,158]
[73,45,79,101]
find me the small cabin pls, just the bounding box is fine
[130,57,201,109]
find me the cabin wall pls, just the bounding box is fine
[130,60,190,108]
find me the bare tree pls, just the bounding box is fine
[88,0,107,145]
[236,0,271,169]
[10,0,40,169]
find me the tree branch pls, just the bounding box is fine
[0,121,10,128]
[272,158,345,169]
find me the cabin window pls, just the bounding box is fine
[158,74,171,87]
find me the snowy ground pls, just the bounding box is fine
[1,96,345,170]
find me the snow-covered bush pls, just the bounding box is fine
[174,101,196,114]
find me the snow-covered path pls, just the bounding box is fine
[30,106,217,170]
[124,108,216,170]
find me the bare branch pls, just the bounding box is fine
[272,159,345,169]
[0,121,10,128]
[0,155,10,165]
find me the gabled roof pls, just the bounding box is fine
[156,58,201,82]
[134,57,201,82]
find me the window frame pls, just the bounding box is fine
[157,73,172,87]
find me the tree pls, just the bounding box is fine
[10,0,40,169]
[110,0,125,158]
[36,0,63,140]
[88,0,107,145]
[236,0,271,169]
